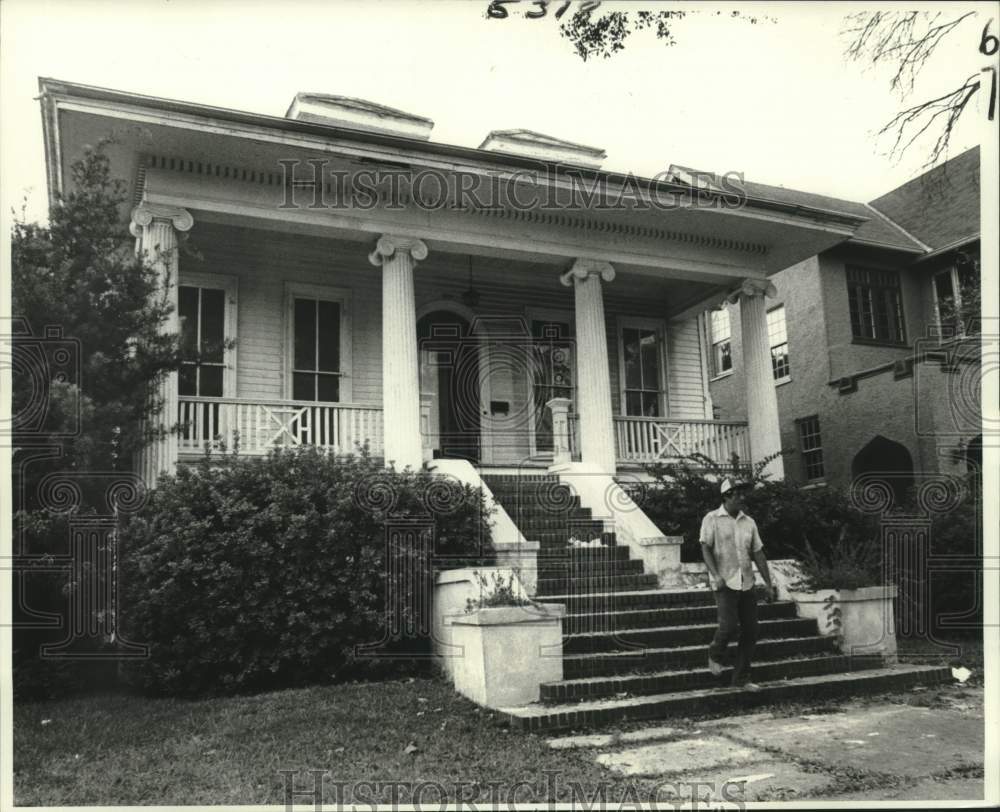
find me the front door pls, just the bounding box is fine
[417,311,481,463]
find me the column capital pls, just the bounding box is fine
[560,258,615,287]
[725,277,777,305]
[129,201,194,237]
[368,234,429,266]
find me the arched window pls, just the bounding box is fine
[852,436,915,508]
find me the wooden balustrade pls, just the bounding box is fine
[177,397,384,457]
[613,416,750,467]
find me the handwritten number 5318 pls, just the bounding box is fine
[487,1,601,20]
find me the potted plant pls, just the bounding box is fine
[448,570,565,708]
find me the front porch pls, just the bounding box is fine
[137,215,773,481]
[176,394,750,469]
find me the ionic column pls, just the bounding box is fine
[130,201,194,489]
[561,259,616,474]
[730,278,785,479]
[369,234,428,470]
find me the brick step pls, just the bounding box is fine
[511,518,607,532]
[500,665,953,731]
[503,506,589,521]
[562,600,797,634]
[482,475,561,485]
[531,533,613,548]
[542,588,723,613]
[562,635,839,679]
[563,617,818,654]
[536,545,630,562]
[541,654,885,702]
[535,573,660,596]
[538,558,645,580]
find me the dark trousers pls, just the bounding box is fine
[709,586,758,685]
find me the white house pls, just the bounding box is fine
[38,78,952,726]
[39,78,871,486]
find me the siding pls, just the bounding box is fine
[666,317,709,419]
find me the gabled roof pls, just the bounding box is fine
[737,178,925,252]
[868,146,980,252]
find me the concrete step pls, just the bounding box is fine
[563,617,818,654]
[500,665,953,732]
[562,635,840,679]
[535,572,660,596]
[541,654,883,702]
[562,600,797,634]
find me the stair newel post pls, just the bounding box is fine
[546,397,573,466]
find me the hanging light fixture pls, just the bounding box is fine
[461,255,481,308]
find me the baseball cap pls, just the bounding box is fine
[720,477,750,495]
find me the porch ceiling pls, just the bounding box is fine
[42,79,864,283]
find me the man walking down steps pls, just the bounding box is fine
[700,477,777,690]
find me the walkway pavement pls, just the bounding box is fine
[544,681,985,802]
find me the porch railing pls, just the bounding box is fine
[178,397,384,457]
[613,416,750,466]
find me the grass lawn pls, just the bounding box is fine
[15,636,984,806]
[15,675,662,806]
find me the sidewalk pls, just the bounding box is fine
[545,680,985,802]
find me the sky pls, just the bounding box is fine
[0,0,991,224]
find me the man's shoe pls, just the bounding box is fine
[707,657,724,676]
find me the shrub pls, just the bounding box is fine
[797,530,883,590]
[464,570,535,612]
[119,446,494,697]
[638,458,983,638]
[639,454,877,564]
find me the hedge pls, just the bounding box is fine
[118,447,493,697]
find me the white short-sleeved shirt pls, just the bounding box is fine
[699,504,764,591]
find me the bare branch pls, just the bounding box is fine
[877,75,980,167]
[842,11,976,93]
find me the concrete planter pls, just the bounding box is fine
[838,585,898,659]
[450,603,565,709]
[788,588,841,637]
[788,585,897,658]
[767,560,897,657]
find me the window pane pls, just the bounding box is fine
[178,364,197,396]
[625,391,642,416]
[715,341,732,374]
[293,371,314,401]
[317,300,340,373]
[642,391,659,417]
[294,298,316,371]
[847,286,861,337]
[317,373,340,402]
[622,327,641,389]
[711,309,730,342]
[178,286,199,360]
[200,288,226,362]
[771,344,790,379]
[767,307,787,346]
[200,365,224,397]
[640,330,659,390]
